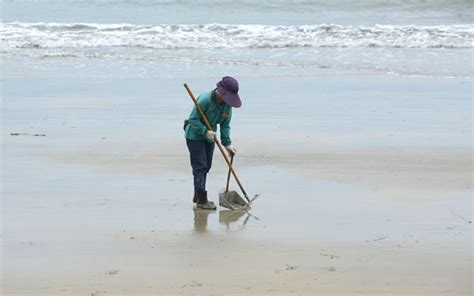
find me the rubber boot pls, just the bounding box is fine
[196,190,216,210]
[193,190,214,205]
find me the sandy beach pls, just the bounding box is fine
[2,67,472,295]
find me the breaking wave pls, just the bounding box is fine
[1,22,473,50]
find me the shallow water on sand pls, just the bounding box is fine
[2,67,471,247]
[3,88,472,294]
[3,147,471,250]
[2,145,471,293]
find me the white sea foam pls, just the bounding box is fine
[1,22,473,50]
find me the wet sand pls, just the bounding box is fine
[1,71,472,295]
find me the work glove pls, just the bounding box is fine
[205,130,216,141]
[225,145,237,156]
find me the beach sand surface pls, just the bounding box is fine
[1,67,472,295]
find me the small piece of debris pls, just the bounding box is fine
[182,281,203,288]
[328,267,336,272]
[106,269,120,275]
[320,253,340,259]
[285,264,298,271]
[10,133,28,136]
[32,134,46,137]
[130,236,135,240]
[365,234,388,243]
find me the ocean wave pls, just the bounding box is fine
[1,22,473,50]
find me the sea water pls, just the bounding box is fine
[1,0,473,78]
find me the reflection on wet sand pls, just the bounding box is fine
[193,208,258,232]
[219,209,249,229]
[193,208,215,233]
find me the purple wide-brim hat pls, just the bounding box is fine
[216,76,242,108]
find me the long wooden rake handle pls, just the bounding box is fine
[184,83,249,202]
[225,155,234,193]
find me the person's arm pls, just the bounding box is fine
[220,108,232,146]
[188,95,209,137]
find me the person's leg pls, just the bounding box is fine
[201,142,215,191]
[186,139,216,209]
[186,139,207,193]
[205,142,216,175]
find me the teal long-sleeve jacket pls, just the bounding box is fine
[184,89,233,146]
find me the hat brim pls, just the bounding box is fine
[223,92,241,108]
[218,88,242,108]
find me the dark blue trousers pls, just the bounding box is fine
[186,139,215,192]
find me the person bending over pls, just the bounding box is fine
[184,76,242,210]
